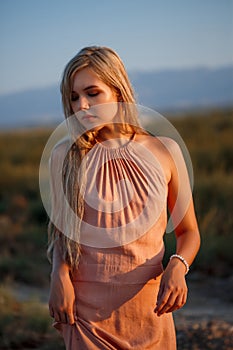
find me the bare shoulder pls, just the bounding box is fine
[156,136,183,156]
[135,134,181,182]
[135,133,181,158]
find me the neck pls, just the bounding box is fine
[96,124,134,146]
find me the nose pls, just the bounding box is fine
[78,96,89,111]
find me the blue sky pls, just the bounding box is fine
[0,0,232,94]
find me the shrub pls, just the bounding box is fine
[0,285,65,349]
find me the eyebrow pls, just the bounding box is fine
[84,85,99,91]
[72,85,99,93]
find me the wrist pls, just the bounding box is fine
[169,254,189,275]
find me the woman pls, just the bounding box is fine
[48,46,200,349]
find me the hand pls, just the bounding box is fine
[49,270,77,325]
[154,259,188,316]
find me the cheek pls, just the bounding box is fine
[92,103,118,122]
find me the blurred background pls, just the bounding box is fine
[0,0,232,349]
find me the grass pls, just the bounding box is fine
[0,108,232,348]
[0,109,232,286]
[0,225,49,287]
[0,285,65,349]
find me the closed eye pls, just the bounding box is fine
[71,91,99,102]
[88,92,99,97]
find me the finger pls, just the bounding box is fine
[182,290,188,306]
[154,283,165,312]
[59,312,68,324]
[53,311,67,324]
[73,303,78,322]
[54,311,61,323]
[49,306,54,318]
[156,282,165,303]
[164,288,187,314]
[157,292,177,316]
[165,294,183,313]
[67,308,75,325]
[167,291,187,313]
[154,289,171,314]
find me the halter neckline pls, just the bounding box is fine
[95,133,136,150]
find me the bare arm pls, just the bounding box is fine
[49,238,77,325]
[48,143,77,325]
[155,139,200,316]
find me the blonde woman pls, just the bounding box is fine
[48,46,200,349]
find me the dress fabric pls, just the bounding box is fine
[54,135,177,349]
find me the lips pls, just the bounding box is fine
[76,110,96,121]
[82,114,96,120]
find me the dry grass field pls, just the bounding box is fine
[0,107,232,349]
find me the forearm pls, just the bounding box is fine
[49,239,76,325]
[167,229,201,274]
[156,229,199,315]
[176,229,200,265]
[51,239,70,276]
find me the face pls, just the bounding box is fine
[70,67,119,129]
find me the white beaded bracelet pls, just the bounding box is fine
[170,254,189,275]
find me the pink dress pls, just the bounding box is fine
[54,135,177,349]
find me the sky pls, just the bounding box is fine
[0,0,232,95]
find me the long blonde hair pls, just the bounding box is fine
[48,46,142,268]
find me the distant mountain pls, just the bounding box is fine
[129,66,233,109]
[0,66,232,128]
[0,85,63,128]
